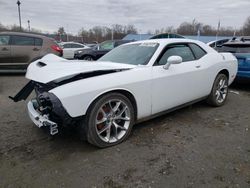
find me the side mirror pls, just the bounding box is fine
[163,56,183,70]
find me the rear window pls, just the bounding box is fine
[12,35,34,46]
[0,35,10,45]
[189,43,207,59]
[35,38,43,46]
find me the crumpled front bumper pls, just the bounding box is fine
[27,100,58,135]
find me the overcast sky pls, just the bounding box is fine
[0,0,250,34]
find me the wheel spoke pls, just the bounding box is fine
[112,123,118,140]
[112,101,121,113]
[96,117,107,124]
[98,124,109,135]
[116,116,130,121]
[105,126,111,142]
[113,121,127,131]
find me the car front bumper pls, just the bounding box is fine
[27,100,59,135]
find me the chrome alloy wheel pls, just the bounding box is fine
[215,77,228,103]
[95,99,131,143]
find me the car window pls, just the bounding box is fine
[0,35,10,45]
[12,35,35,46]
[99,41,114,50]
[34,38,43,46]
[63,44,72,48]
[157,44,195,65]
[189,43,207,59]
[71,44,83,48]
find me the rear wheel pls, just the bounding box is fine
[83,55,94,61]
[82,93,135,148]
[207,74,229,107]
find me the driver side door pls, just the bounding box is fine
[151,43,207,114]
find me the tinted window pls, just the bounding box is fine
[99,41,114,50]
[189,43,206,59]
[35,38,43,46]
[63,44,72,48]
[71,44,83,48]
[157,44,195,65]
[0,35,10,45]
[12,35,34,46]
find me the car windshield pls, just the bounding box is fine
[98,43,159,65]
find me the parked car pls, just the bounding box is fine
[207,38,230,50]
[74,40,133,61]
[11,39,237,147]
[219,38,250,80]
[0,32,62,72]
[150,33,185,39]
[60,42,90,59]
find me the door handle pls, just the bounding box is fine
[33,48,39,51]
[195,65,201,68]
[2,47,8,51]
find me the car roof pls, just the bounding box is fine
[0,31,49,39]
[60,42,84,45]
[122,38,216,53]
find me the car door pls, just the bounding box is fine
[151,43,208,114]
[62,43,73,59]
[69,43,86,59]
[11,35,35,69]
[0,35,11,65]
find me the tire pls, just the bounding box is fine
[81,93,135,148]
[83,55,94,61]
[207,74,229,107]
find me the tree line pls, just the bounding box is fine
[1,16,250,43]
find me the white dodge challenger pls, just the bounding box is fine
[11,39,238,147]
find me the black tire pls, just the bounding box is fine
[207,74,229,107]
[83,55,94,61]
[81,93,135,148]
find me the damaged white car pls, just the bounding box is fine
[11,39,238,147]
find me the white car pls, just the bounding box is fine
[60,42,90,59]
[11,39,238,147]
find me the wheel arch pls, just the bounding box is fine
[85,88,138,121]
[218,69,229,79]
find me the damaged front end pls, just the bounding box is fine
[9,81,79,135]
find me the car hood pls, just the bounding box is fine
[26,54,136,83]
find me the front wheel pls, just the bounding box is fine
[82,93,135,148]
[207,74,229,107]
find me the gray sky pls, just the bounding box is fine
[0,0,250,34]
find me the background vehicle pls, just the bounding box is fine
[150,33,185,39]
[207,38,230,50]
[60,42,90,59]
[219,37,250,80]
[74,40,133,61]
[12,39,237,147]
[0,32,62,72]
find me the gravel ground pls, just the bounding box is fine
[0,75,250,188]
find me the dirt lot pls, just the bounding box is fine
[0,75,249,188]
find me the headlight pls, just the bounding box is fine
[78,50,82,54]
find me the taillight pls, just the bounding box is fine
[51,45,62,53]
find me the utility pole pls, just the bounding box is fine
[17,0,22,30]
[27,20,30,32]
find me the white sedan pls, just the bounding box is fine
[11,39,238,147]
[60,42,90,59]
